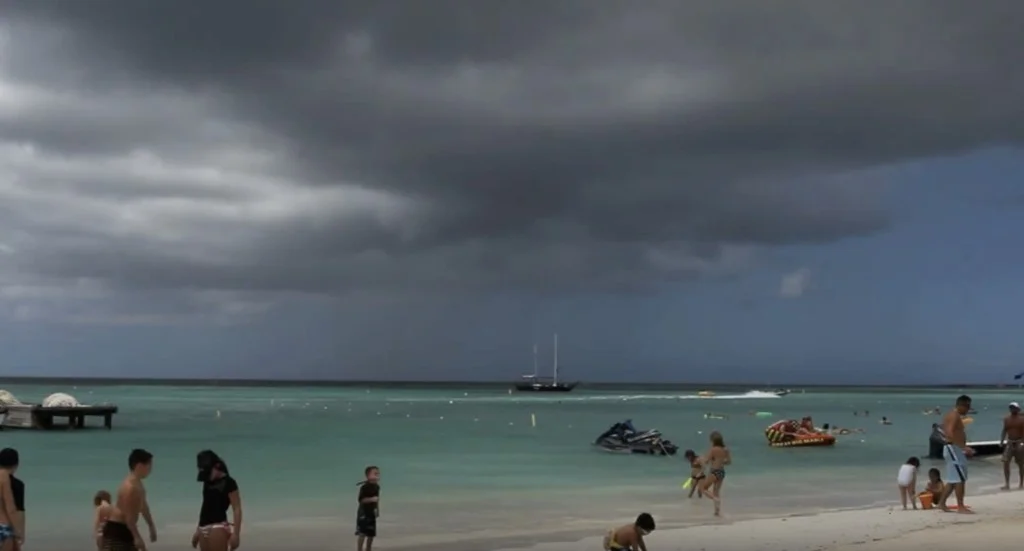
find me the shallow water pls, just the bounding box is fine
[0,384,1014,548]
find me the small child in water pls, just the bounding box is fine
[603,513,655,551]
[92,490,112,551]
[683,450,704,498]
[896,456,920,510]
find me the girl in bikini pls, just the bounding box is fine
[698,431,731,517]
[192,450,242,551]
[93,490,112,550]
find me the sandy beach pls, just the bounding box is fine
[114,487,1021,551]
[486,489,1024,551]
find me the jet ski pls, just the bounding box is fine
[593,419,679,455]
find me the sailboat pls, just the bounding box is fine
[514,334,578,392]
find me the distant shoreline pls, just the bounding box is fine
[0,376,1015,389]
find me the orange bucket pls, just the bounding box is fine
[918,492,934,509]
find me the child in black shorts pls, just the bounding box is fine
[356,466,380,551]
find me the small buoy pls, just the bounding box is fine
[449,400,454,404]
[440,416,444,420]
[531,413,537,427]
[216,410,221,418]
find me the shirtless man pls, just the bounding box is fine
[102,449,157,551]
[938,395,974,513]
[1000,402,1024,489]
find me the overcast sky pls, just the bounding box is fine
[2,2,1023,383]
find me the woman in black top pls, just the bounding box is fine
[192,450,242,551]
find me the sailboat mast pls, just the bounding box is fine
[553,333,559,384]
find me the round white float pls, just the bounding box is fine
[42,392,80,408]
[0,390,20,406]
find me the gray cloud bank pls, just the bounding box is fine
[2,1,1023,324]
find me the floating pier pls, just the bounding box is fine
[0,403,118,430]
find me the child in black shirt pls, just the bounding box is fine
[356,466,380,551]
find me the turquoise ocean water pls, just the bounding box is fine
[0,383,1016,549]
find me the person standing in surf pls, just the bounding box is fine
[1,449,24,551]
[0,448,23,551]
[191,450,242,551]
[356,466,381,551]
[1000,402,1024,490]
[698,431,731,517]
[93,490,113,551]
[102,449,158,551]
[938,395,974,513]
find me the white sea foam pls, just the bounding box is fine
[388,389,782,403]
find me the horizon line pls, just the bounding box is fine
[0,375,1015,389]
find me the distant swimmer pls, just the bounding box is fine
[880,416,893,425]
[938,395,974,513]
[819,423,863,436]
[103,449,158,551]
[602,513,655,551]
[703,413,728,420]
[1000,402,1024,490]
[698,431,731,517]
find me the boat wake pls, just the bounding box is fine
[680,390,781,400]
[389,390,781,404]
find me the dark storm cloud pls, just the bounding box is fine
[3,0,1023,308]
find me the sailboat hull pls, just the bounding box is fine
[514,382,578,392]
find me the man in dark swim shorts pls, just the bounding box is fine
[103,449,156,551]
